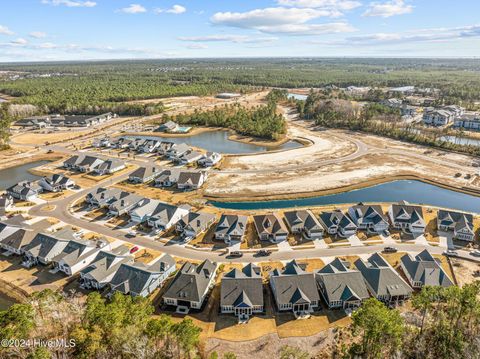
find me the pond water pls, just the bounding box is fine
[440,136,480,147]
[288,93,308,101]
[0,160,49,190]
[210,180,480,213]
[122,130,302,154]
[0,293,16,311]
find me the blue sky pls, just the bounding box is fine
[0,0,479,62]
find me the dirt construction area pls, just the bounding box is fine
[205,113,480,200]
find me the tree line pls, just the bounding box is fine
[162,102,287,140]
[302,95,480,157]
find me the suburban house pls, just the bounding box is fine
[110,254,176,297]
[7,181,43,201]
[283,209,324,240]
[128,138,144,151]
[214,214,248,245]
[423,109,454,126]
[454,113,480,131]
[198,152,222,167]
[319,210,357,238]
[157,141,176,155]
[74,156,105,173]
[79,245,134,290]
[316,258,370,309]
[400,249,454,288]
[21,229,77,267]
[108,192,144,216]
[437,210,475,241]
[154,168,181,187]
[220,263,263,321]
[348,204,389,234]
[388,202,426,235]
[165,143,191,159]
[177,150,203,165]
[52,239,108,276]
[38,174,75,192]
[163,259,217,312]
[177,171,208,191]
[0,195,13,212]
[253,213,289,243]
[155,120,179,133]
[175,211,216,241]
[94,159,125,175]
[0,226,37,255]
[63,155,84,169]
[138,139,161,153]
[85,187,123,208]
[269,260,320,316]
[129,199,189,231]
[128,166,160,184]
[355,253,412,306]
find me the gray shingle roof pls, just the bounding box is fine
[215,214,248,237]
[253,213,288,236]
[284,210,323,233]
[391,203,425,225]
[437,210,474,234]
[0,228,37,251]
[355,253,412,297]
[319,210,356,231]
[348,204,388,226]
[177,211,216,235]
[270,260,319,306]
[400,250,453,287]
[80,246,133,282]
[163,259,217,303]
[221,264,263,308]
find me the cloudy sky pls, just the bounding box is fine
[0,0,479,62]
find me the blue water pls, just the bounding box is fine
[288,93,308,101]
[210,180,480,213]
[122,130,302,154]
[440,136,480,147]
[0,160,49,190]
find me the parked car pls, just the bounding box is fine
[255,249,271,257]
[383,246,398,253]
[129,246,139,254]
[227,251,243,258]
[126,230,137,238]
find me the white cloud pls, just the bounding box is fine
[210,7,355,35]
[41,0,96,8]
[0,25,14,35]
[178,34,278,43]
[363,0,412,18]
[117,4,147,14]
[38,42,57,49]
[155,5,187,14]
[11,38,28,45]
[29,31,47,39]
[277,0,362,11]
[324,24,480,46]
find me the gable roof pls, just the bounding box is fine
[316,259,370,303]
[355,253,412,297]
[391,203,425,225]
[270,260,319,306]
[163,259,217,303]
[0,227,37,250]
[437,210,474,234]
[349,204,389,226]
[80,245,133,282]
[400,250,453,287]
[253,213,288,236]
[221,263,263,308]
[215,214,248,237]
[177,211,216,234]
[319,210,356,230]
[284,210,323,232]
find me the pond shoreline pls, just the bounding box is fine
[205,173,480,205]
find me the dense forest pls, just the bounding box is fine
[162,102,286,140]
[1,58,480,116]
[1,284,479,358]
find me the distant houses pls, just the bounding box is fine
[128,166,160,184]
[423,105,464,126]
[15,113,114,128]
[454,113,480,131]
[39,174,75,192]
